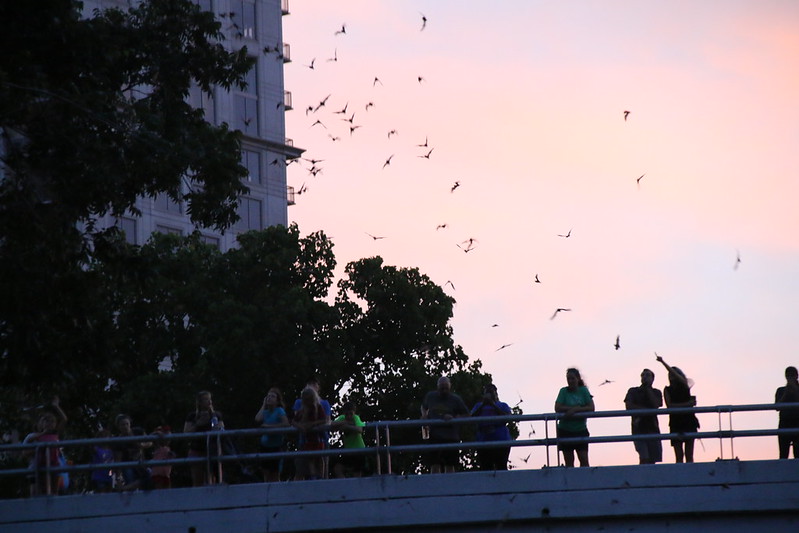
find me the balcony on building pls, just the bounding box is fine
[281,0,290,16]
[286,185,295,206]
[283,90,293,111]
[282,42,291,63]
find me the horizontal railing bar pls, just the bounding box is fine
[4,402,794,453]
[2,404,796,482]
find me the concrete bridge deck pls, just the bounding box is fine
[1,459,797,532]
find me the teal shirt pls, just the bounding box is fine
[556,386,593,432]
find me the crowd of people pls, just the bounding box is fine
[12,358,799,497]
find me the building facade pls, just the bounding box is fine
[87,0,302,250]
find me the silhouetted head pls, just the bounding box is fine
[786,366,798,381]
[36,410,58,433]
[566,368,584,390]
[301,386,320,407]
[483,383,498,401]
[437,376,451,395]
[196,391,213,412]
[668,366,686,384]
[341,401,357,418]
[641,369,655,386]
[266,387,283,409]
[305,376,321,392]
[115,414,132,435]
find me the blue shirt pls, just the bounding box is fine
[259,407,287,448]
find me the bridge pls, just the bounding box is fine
[2,459,798,532]
[2,404,798,532]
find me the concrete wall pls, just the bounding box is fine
[2,459,797,532]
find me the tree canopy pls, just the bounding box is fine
[0,0,252,412]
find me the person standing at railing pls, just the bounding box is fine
[331,401,366,478]
[421,376,469,474]
[149,426,175,489]
[554,368,595,467]
[255,387,289,482]
[89,427,114,493]
[22,396,67,496]
[112,414,151,491]
[656,355,699,463]
[292,386,329,480]
[775,366,799,459]
[470,383,512,471]
[292,377,332,479]
[624,369,663,464]
[183,390,225,486]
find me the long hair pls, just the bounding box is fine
[668,367,690,390]
[298,386,321,421]
[195,390,213,418]
[566,368,585,387]
[268,387,285,410]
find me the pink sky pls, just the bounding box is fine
[283,1,799,467]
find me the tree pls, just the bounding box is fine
[0,0,253,419]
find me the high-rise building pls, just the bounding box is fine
[88,0,302,250]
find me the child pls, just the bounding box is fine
[22,397,67,496]
[292,387,329,480]
[90,428,114,492]
[254,388,289,482]
[112,414,151,491]
[149,426,175,489]
[331,402,366,478]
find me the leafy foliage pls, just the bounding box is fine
[0,0,252,425]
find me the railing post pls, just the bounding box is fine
[717,408,724,460]
[544,416,551,468]
[216,433,223,483]
[385,425,392,475]
[44,443,52,496]
[374,424,382,475]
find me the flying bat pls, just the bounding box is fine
[550,308,571,320]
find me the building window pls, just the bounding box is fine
[200,234,221,248]
[231,0,256,39]
[234,62,258,136]
[189,83,215,123]
[154,192,183,214]
[241,148,262,183]
[155,225,183,236]
[115,216,138,245]
[235,197,262,232]
[196,0,212,13]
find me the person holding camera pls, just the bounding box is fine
[470,384,512,471]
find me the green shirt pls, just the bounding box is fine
[556,386,593,432]
[334,414,365,448]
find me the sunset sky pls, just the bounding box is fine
[282,1,799,467]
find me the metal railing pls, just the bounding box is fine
[1,403,796,496]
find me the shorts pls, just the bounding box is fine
[557,427,589,452]
[151,474,171,489]
[426,438,460,467]
[260,445,284,472]
[778,427,799,458]
[336,451,366,472]
[633,435,663,463]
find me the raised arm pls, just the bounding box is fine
[50,396,67,432]
[254,397,268,423]
[655,354,689,388]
